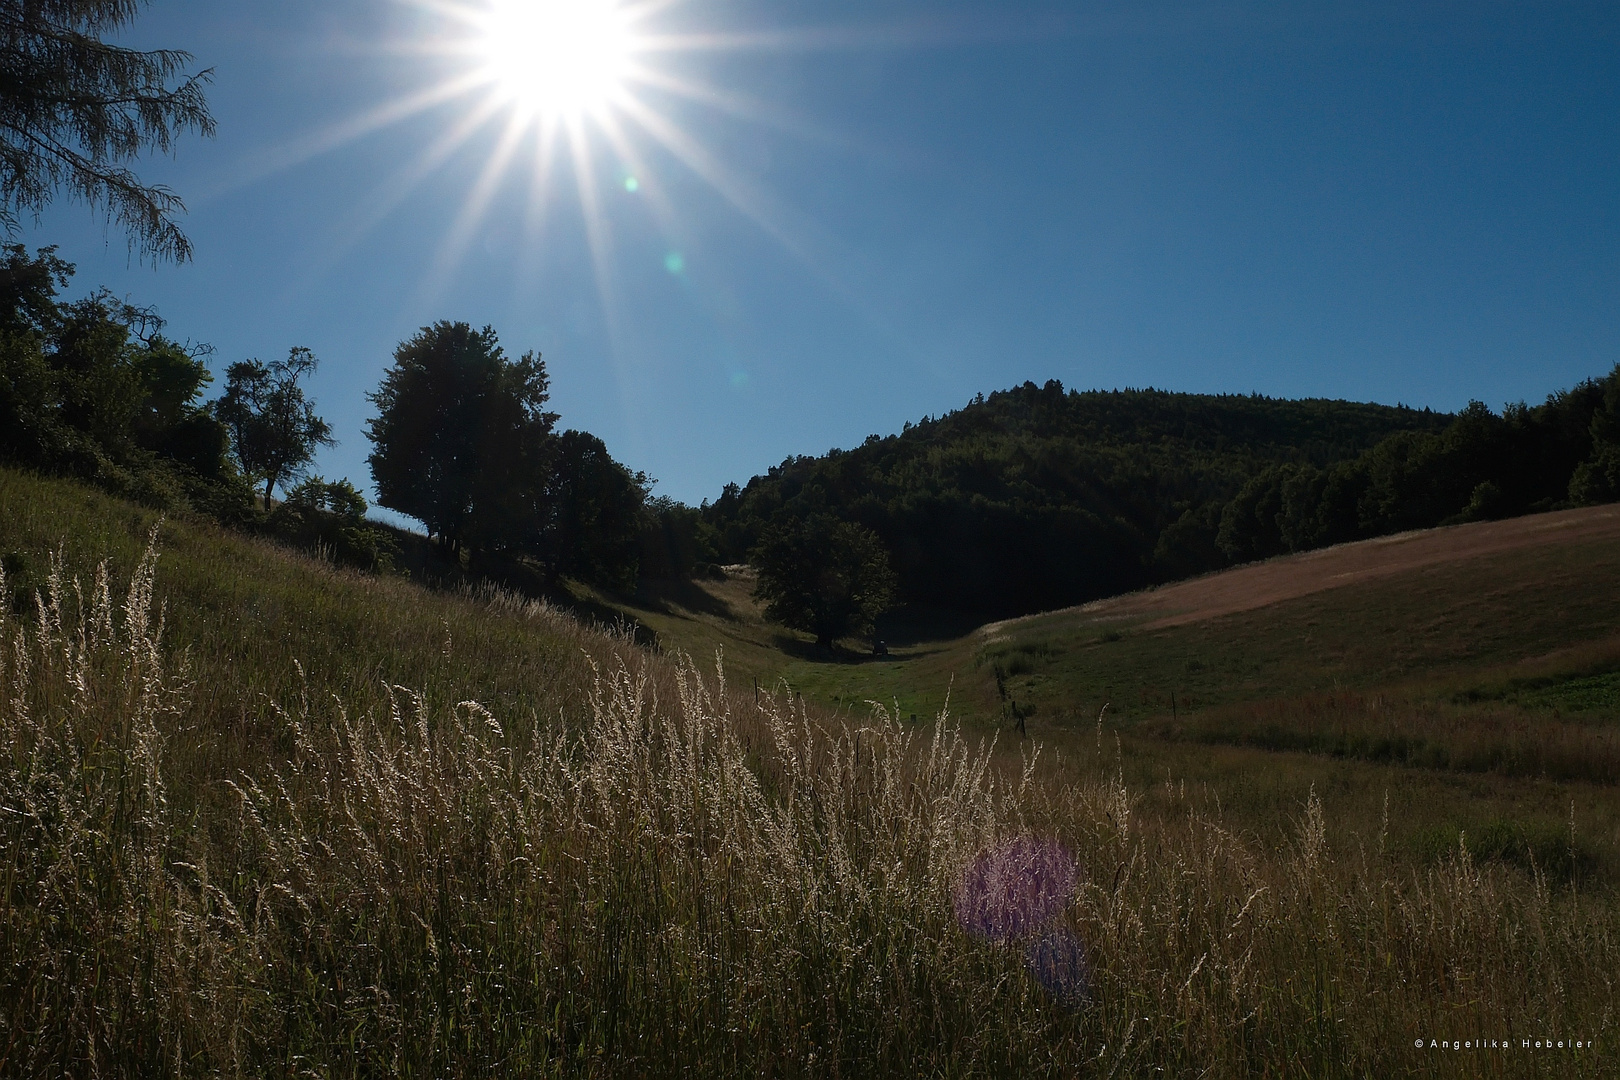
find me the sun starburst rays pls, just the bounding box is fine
[265,1,898,341]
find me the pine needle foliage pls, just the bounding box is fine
[0,0,214,262]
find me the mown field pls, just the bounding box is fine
[3,465,1617,1076]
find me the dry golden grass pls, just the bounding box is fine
[2,510,1616,1075]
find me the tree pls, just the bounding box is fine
[752,514,896,650]
[639,496,721,579]
[366,321,557,555]
[0,0,214,262]
[0,242,231,488]
[545,429,648,588]
[215,347,334,505]
[1569,365,1620,506]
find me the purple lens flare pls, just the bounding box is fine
[953,836,1078,942]
[1026,928,1091,1005]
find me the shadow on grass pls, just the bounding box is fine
[769,633,916,665]
[556,589,661,649]
[393,543,665,652]
[1409,817,1607,883]
[874,604,984,647]
[630,576,737,621]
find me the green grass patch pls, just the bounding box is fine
[1457,668,1620,715]
[1410,816,1602,881]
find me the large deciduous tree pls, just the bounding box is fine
[752,514,896,650]
[366,321,558,556]
[214,347,333,505]
[546,428,648,589]
[367,321,650,586]
[0,0,214,262]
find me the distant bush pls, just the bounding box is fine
[268,476,399,573]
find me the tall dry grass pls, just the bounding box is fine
[1162,688,1620,787]
[1,537,1616,1076]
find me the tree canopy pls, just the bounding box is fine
[0,242,241,511]
[366,321,558,554]
[214,347,334,505]
[545,429,649,590]
[706,382,1451,617]
[268,476,398,572]
[708,372,1620,621]
[752,514,896,650]
[0,0,214,262]
[366,321,647,587]
[1211,377,1620,563]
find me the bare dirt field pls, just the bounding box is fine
[986,504,1620,635]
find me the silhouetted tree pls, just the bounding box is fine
[0,243,234,501]
[544,429,648,588]
[366,321,557,556]
[752,514,896,650]
[0,0,214,262]
[215,347,333,504]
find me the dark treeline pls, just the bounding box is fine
[700,374,1620,619]
[0,246,680,591]
[0,245,253,520]
[0,244,418,573]
[10,236,1619,623]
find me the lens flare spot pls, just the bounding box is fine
[729,370,749,387]
[954,836,1078,942]
[1026,929,1091,1006]
[623,175,639,192]
[664,251,685,274]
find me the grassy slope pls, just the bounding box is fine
[5,465,1620,1075]
[0,467,604,779]
[597,512,1620,723]
[585,509,1620,880]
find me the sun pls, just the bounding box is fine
[474,0,636,120]
[294,0,861,306]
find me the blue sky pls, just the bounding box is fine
[22,0,1620,513]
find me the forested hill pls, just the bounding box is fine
[702,381,1449,617]
[701,372,1620,619]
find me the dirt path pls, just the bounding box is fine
[984,504,1620,636]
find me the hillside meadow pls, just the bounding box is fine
[2,466,1617,1076]
[591,506,1620,877]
